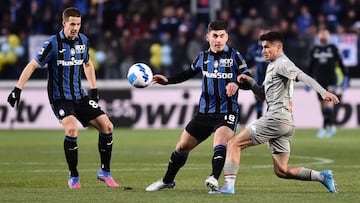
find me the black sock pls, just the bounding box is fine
[211,145,226,179]
[64,136,78,177]
[98,133,113,172]
[163,151,188,184]
[322,108,332,128]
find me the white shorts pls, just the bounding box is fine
[246,115,295,154]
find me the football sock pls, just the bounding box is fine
[310,170,323,182]
[322,108,333,129]
[64,136,79,177]
[211,145,226,179]
[298,167,323,181]
[223,162,239,188]
[163,151,188,184]
[98,133,113,172]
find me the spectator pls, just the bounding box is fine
[321,0,343,32]
[296,5,313,36]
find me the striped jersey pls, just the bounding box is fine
[192,45,249,114]
[34,30,89,103]
[246,41,269,85]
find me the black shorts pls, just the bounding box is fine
[51,97,105,127]
[185,112,238,142]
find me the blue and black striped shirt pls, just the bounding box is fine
[169,45,249,114]
[35,30,89,103]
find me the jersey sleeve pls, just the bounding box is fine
[190,54,202,71]
[276,56,302,80]
[234,50,249,74]
[79,33,90,63]
[34,37,54,67]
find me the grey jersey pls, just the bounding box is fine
[263,54,302,125]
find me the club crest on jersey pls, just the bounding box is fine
[70,48,76,56]
[219,58,233,67]
[75,45,86,53]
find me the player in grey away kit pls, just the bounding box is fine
[210,32,339,194]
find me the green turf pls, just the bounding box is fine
[0,128,359,203]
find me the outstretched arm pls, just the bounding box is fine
[152,67,199,85]
[226,74,265,100]
[297,72,340,104]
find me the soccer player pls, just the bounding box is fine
[145,20,250,192]
[7,7,119,189]
[307,29,348,138]
[246,28,270,118]
[212,32,338,194]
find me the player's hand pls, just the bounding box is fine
[236,74,254,90]
[322,92,340,104]
[90,88,99,102]
[226,82,239,97]
[152,74,168,85]
[7,87,22,107]
[237,74,252,83]
[341,76,349,90]
[304,85,311,92]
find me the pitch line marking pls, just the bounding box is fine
[1,154,336,173]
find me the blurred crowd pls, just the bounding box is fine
[1,0,360,80]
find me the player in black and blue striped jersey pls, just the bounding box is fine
[146,20,251,193]
[246,28,270,118]
[7,7,120,189]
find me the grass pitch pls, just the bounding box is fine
[0,128,359,203]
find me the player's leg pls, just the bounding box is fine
[89,114,114,172]
[145,130,199,191]
[213,128,253,194]
[61,115,81,189]
[52,100,81,189]
[88,113,119,187]
[78,97,119,187]
[272,154,337,192]
[205,113,238,191]
[323,100,336,137]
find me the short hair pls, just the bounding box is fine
[208,20,227,32]
[260,31,284,44]
[62,7,81,21]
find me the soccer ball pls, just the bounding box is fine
[127,63,153,88]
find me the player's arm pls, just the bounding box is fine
[296,72,339,104]
[83,60,97,89]
[15,59,40,89]
[237,74,265,100]
[153,66,199,85]
[7,59,40,107]
[83,60,99,101]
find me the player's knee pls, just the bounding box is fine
[65,126,78,137]
[101,121,113,134]
[228,138,239,149]
[175,143,192,153]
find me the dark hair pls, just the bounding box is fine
[208,20,227,32]
[62,7,81,21]
[260,31,284,44]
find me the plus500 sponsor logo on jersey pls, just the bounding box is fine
[202,71,233,79]
[57,59,84,66]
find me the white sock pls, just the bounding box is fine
[224,174,236,188]
[223,162,239,188]
[310,170,324,182]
